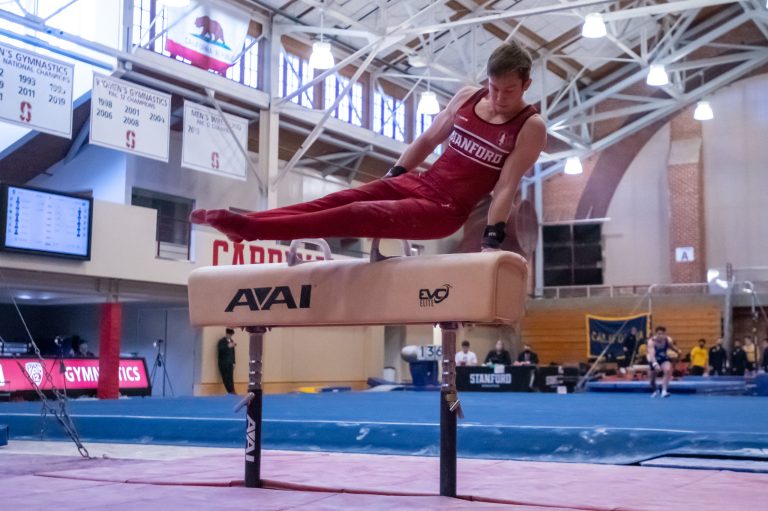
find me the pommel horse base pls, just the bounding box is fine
[188,239,528,497]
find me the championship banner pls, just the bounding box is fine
[165,2,250,74]
[90,74,172,162]
[0,357,150,395]
[586,313,649,359]
[0,42,74,138]
[182,100,248,179]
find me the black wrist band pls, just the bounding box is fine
[384,165,407,178]
[481,222,507,249]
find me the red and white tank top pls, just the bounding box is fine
[423,88,537,209]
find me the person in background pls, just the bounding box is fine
[760,338,768,373]
[516,344,539,365]
[689,338,708,376]
[217,328,237,394]
[455,340,478,366]
[708,338,727,375]
[647,326,680,398]
[731,339,748,376]
[74,341,95,358]
[485,340,512,366]
[621,327,638,369]
[743,336,757,375]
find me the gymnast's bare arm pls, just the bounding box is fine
[393,86,478,172]
[486,115,547,226]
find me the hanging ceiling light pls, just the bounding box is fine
[581,13,607,38]
[309,42,335,69]
[564,156,583,175]
[417,91,440,116]
[646,64,669,86]
[693,100,714,121]
[309,7,335,70]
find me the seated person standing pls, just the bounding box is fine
[455,340,478,366]
[516,344,539,365]
[485,340,512,365]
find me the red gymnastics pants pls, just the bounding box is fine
[197,174,470,241]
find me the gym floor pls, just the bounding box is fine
[2,392,767,510]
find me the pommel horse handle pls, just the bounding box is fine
[287,238,333,266]
[370,238,413,262]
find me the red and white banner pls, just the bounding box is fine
[165,2,251,74]
[0,357,150,394]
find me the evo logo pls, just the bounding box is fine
[225,285,312,312]
[419,284,452,307]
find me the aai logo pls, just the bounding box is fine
[225,285,312,312]
[419,284,452,307]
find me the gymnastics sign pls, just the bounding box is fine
[0,357,150,396]
[165,2,250,74]
[0,42,74,138]
[586,313,649,359]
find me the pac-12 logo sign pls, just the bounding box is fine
[25,362,44,386]
[419,284,452,307]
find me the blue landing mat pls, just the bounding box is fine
[586,378,748,394]
[0,425,7,446]
[2,393,767,464]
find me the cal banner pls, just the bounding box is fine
[586,313,649,361]
[165,1,250,74]
[182,100,248,179]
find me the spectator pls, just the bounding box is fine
[708,338,727,375]
[484,340,512,366]
[689,339,708,376]
[74,341,95,358]
[620,327,638,368]
[731,339,748,376]
[743,336,756,374]
[217,328,237,394]
[761,338,768,373]
[516,344,539,365]
[455,340,478,366]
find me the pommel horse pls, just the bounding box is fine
[188,239,528,497]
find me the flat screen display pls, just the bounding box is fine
[1,184,92,260]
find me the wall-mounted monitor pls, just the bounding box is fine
[0,183,93,260]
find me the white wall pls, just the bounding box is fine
[603,124,672,286]
[30,144,128,203]
[702,73,768,272]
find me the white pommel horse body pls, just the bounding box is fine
[188,239,528,497]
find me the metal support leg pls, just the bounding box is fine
[439,321,462,498]
[244,326,266,488]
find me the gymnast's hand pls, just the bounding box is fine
[481,247,501,253]
[383,165,407,179]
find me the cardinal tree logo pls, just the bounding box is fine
[25,362,44,386]
[419,284,452,307]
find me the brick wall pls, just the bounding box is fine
[667,104,706,283]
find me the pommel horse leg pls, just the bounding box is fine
[244,326,266,488]
[439,321,463,498]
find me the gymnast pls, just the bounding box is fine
[191,41,547,250]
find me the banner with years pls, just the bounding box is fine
[182,100,248,180]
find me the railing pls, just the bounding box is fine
[538,281,768,300]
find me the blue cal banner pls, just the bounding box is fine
[586,314,649,361]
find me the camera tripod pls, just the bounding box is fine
[150,339,175,397]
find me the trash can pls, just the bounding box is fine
[382,366,397,383]
[409,361,438,386]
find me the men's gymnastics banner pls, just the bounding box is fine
[165,2,250,74]
[586,313,649,360]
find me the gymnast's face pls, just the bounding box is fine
[488,72,531,114]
